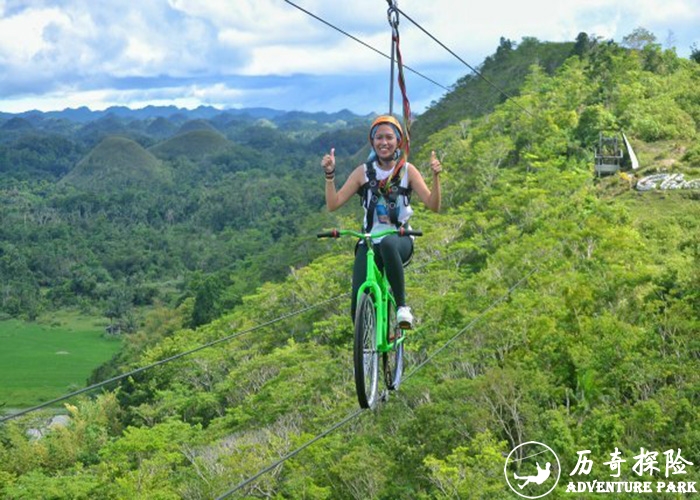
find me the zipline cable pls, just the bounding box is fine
[215,407,365,499]
[282,0,450,93]
[403,264,541,381]
[282,0,532,120]
[0,293,348,424]
[392,5,535,118]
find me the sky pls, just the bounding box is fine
[0,0,698,116]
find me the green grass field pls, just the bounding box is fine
[0,311,123,408]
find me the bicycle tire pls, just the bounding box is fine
[354,292,379,409]
[383,300,404,391]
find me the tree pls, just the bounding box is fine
[691,43,700,63]
[621,27,658,50]
[187,272,225,328]
[103,284,136,334]
[572,32,593,57]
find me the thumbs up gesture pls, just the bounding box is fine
[430,150,442,176]
[321,148,336,175]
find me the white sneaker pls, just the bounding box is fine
[397,306,414,330]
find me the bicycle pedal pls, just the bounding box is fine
[398,321,413,330]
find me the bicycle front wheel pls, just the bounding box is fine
[354,292,379,409]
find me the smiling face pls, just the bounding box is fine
[372,124,399,163]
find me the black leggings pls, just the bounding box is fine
[351,234,413,320]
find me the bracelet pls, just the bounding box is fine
[325,176,335,182]
[324,169,335,178]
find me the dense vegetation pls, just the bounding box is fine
[1,31,700,498]
[411,36,576,149]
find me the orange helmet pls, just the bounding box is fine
[369,115,404,146]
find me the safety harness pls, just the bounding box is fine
[359,161,412,232]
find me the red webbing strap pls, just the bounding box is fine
[393,27,411,162]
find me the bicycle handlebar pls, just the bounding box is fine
[317,228,422,239]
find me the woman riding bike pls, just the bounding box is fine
[321,115,442,329]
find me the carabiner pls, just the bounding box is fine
[386,0,399,29]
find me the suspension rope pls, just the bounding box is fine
[387,2,397,116]
[0,293,348,424]
[387,0,412,159]
[282,0,450,93]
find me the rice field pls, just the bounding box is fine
[0,312,122,408]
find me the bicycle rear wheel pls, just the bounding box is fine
[354,292,379,409]
[383,301,404,391]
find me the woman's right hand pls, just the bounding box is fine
[321,148,335,174]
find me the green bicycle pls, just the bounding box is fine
[318,227,422,409]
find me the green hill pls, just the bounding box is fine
[175,119,218,135]
[148,129,232,159]
[1,117,34,132]
[60,135,171,192]
[145,116,178,139]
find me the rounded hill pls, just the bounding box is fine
[148,129,232,160]
[145,117,178,139]
[60,135,171,192]
[1,117,34,131]
[176,119,218,135]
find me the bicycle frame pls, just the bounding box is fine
[318,227,420,408]
[319,228,415,351]
[356,234,402,353]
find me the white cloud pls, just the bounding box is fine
[0,82,250,113]
[0,0,698,113]
[0,6,71,62]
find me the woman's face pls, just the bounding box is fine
[372,124,399,162]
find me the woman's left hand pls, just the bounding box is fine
[430,150,442,176]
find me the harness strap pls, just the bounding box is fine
[360,161,412,232]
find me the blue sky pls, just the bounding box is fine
[0,0,698,115]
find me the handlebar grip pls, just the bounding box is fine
[399,228,423,237]
[317,230,340,238]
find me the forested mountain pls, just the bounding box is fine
[1,32,700,499]
[0,106,369,327]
